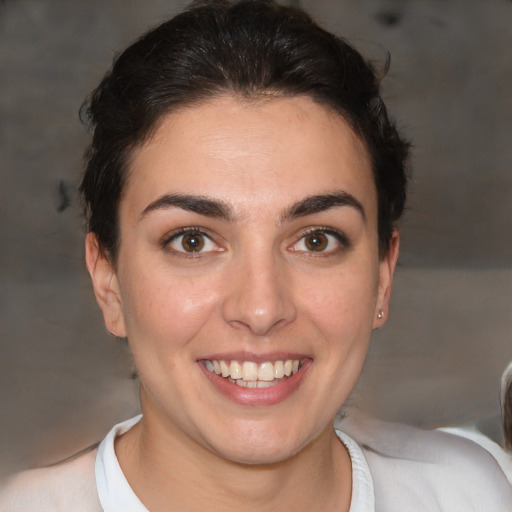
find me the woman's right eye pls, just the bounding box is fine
[165,230,221,254]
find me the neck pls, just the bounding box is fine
[116,410,352,512]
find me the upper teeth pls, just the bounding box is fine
[205,359,301,381]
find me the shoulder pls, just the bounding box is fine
[0,446,101,512]
[338,411,512,512]
[440,423,512,485]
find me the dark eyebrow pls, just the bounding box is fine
[139,194,233,221]
[281,191,366,223]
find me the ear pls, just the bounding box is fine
[85,233,126,338]
[373,230,400,329]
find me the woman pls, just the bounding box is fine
[1,1,511,510]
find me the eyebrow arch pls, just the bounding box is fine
[281,191,366,223]
[139,194,233,221]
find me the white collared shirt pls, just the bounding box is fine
[95,416,375,512]
[2,414,512,511]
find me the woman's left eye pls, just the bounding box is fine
[166,230,220,254]
[290,229,347,254]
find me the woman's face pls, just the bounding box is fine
[87,95,398,464]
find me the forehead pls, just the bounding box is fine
[124,95,376,221]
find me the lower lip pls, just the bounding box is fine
[199,360,312,406]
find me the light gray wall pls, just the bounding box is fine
[1,0,511,475]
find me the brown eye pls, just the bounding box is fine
[289,229,348,255]
[181,233,205,252]
[166,229,221,255]
[304,232,328,251]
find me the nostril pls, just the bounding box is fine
[230,299,297,333]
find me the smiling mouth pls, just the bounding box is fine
[203,359,304,388]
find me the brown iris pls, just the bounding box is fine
[304,231,328,251]
[181,233,205,252]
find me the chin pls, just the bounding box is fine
[203,420,317,466]
[215,441,303,466]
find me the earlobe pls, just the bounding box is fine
[373,230,400,329]
[85,233,127,338]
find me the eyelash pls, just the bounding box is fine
[290,227,351,255]
[161,226,351,257]
[162,227,221,256]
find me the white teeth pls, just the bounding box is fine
[205,358,303,384]
[242,361,258,381]
[234,379,275,388]
[258,362,275,382]
[256,381,275,388]
[220,360,230,378]
[274,360,285,379]
[230,361,242,379]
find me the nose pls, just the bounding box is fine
[221,250,297,336]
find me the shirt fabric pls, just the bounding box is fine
[2,413,512,511]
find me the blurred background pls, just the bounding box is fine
[1,0,511,477]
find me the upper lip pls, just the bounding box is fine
[197,351,311,363]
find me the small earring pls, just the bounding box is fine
[377,309,384,320]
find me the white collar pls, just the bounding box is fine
[95,415,147,512]
[95,416,374,512]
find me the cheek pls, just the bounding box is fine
[119,266,222,350]
[299,263,379,336]
[305,268,378,397]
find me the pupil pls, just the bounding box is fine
[183,233,204,252]
[306,232,327,251]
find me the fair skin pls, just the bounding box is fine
[86,95,399,512]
